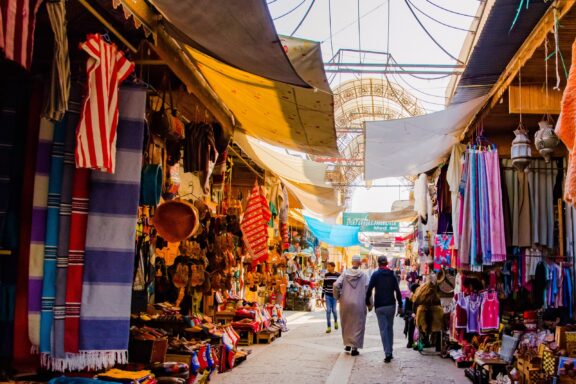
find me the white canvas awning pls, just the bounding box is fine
[364,97,485,179]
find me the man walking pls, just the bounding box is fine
[334,255,370,356]
[366,255,403,363]
[322,262,340,333]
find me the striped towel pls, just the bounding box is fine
[50,101,80,367]
[63,169,90,354]
[40,122,66,356]
[78,86,146,370]
[28,118,55,348]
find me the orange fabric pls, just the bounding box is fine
[557,40,576,203]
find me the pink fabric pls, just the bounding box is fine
[479,291,499,331]
[486,150,506,262]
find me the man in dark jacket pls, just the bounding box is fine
[366,255,403,363]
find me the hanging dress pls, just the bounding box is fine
[479,290,499,331]
[466,293,481,333]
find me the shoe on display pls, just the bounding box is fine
[351,349,360,356]
[326,327,332,333]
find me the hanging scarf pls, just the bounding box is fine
[241,184,271,267]
[28,119,55,349]
[40,121,66,356]
[78,86,146,370]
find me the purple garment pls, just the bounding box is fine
[466,293,481,333]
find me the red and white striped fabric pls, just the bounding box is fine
[75,34,134,174]
[241,184,271,267]
[0,0,44,69]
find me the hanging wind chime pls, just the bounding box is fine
[534,37,559,162]
[511,67,532,172]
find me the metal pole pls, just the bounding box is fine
[325,69,462,75]
[324,62,465,68]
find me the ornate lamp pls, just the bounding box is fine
[534,118,559,162]
[511,123,532,172]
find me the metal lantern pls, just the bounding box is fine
[511,124,532,172]
[534,119,559,162]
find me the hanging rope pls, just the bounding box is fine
[553,7,561,90]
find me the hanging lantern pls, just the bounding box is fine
[511,123,532,172]
[534,119,559,162]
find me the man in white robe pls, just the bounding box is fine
[334,255,371,356]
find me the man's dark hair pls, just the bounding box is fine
[327,262,336,268]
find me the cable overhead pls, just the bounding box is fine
[406,0,473,32]
[291,0,317,36]
[321,0,389,43]
[403,0,463,64]
[273,0,306,20]
[425,0,476,18]
[328,0,335,57]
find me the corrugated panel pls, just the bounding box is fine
[451,0,552,105]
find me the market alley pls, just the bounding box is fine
[212,310,464,384]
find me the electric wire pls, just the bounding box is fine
[328,0,335,58]
[273,0,306,20]
[321,0,389,43]
[291,0,317,35]
[267,0,279,4]
[424,0,476,18]
[406,0,474,32]
[357,0,362,64]
[403,0,463,64]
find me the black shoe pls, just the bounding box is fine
[406,343,413,348]
[351,349,360,356]
[384,355,393,363]
[344,346,351,352]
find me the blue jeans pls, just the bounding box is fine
[376,305,396,358]
[325,295,338,327]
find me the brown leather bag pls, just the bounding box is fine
[190,264,205,287]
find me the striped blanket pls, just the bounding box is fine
[78,86,146,369]
[40,122,66,355]
[28,118,54,349]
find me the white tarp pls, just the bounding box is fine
[364,97,485,179]
[234,132,329,187]
[281,178,342,221]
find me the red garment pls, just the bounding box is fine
[0,0,43,69]
[241,184,271,267]
[63,169,90,353]
[75,34,134,173]
[480,290,499,331]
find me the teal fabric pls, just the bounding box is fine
[304,216,360,247]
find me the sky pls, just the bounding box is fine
[268,0,481,213]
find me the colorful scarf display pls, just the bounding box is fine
[78,86,146,369]
[40,122,66,355]
[28,118,55,349]
[458,147,506,269]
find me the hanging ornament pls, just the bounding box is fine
[511,67,532,172]
[534,118,559,162]
[511,122,532,172]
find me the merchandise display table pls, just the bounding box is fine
[474,357,509,384]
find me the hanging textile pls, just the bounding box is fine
[458,146,507,268]
[433,234,453,270]
[436,165,452,234]
[183,122,218,193]
[39,122,66,356]
[63,169,90,354]
[43,0,70,121]
[75,34,135,174]
[556,39,576,204]
[27,119,54,350]
[303,216,361,247]
[241,184,271,267]
[77,86,146,370]
[414,174,428,221]
[447,144,466,249]
[0,0,44,70]
[50,95,82,367]
[527,159,558,249]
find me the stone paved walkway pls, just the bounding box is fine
[212,309,468,384]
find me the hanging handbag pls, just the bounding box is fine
[149,77,185,140]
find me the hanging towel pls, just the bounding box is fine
[63,168,90,355]
[50,95,81,368]
[78,86,146,370]
[487,150,507,262]
[28,119,55,349]
[39,122,66,357]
